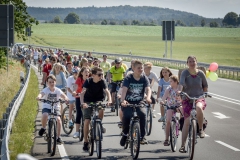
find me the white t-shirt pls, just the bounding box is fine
[144,71,159,86]
[33,51,39,59]
[55,74,62,86]
[67,76,77,100]
[41,87,63,109]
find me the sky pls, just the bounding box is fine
[22,0,240,18]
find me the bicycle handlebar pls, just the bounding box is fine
[162,104,181,110]
[180,92,212,100]
[39,99,66,105]
[124,101,147,108]
[87,101,107,108]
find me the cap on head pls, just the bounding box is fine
[72,68,78,74]
[64,52,69,56]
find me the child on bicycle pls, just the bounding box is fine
[160,75,183,146]
[36,75,69,144]
[157,67,173,122]
[80,67,112,151]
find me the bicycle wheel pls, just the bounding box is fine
[188,119,197,160]
[79,115,84,142]
[95,122,102,159]
[48,119,57,156]
[130,122,140,159]
[146,106,152,136]
[170,120,177,152]
[61,106,73,135]
[88,128,94,156]
[115,96,119,116]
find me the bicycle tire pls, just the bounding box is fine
[146,107,152,136]
[61,106,74,135]
[124,138,129,149]
[130,122,140,159]
[115,96,119,116]
[95,122,102,159]
[88,128,94,156]
[170,120,177,152]
[48,119,57,156]
[79,115,84,142]
[188,119,197,160]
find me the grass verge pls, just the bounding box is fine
[9,68,39,159]
[0,60,26,119]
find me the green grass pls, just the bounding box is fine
[9,69,39,159]
[16,24,240,66]
[0,60,26,119]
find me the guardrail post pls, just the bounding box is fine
[0,120,3,149]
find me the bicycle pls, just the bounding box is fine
[39,99,66,156]
[87,102,106,159]
[61,104,76,135]
[123,101,147,159]
[162,104,183,152]
[180,92,211,160]
[111,80,123,116]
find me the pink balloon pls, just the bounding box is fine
[209,62,218,72]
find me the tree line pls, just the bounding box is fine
[27,6,224,26]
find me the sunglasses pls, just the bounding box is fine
[96,73,103,77]
[48,81,55,83]
[116,62,121,64]
[51,59,56,61]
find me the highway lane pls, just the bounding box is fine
[31,61,240,160]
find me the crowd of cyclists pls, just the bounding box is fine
[18,45,209,156]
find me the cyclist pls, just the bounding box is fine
[36,75,69,144]
[160,75,182,146]
[109,58,126,112]
[120,60,151,146]
[143,62,159,118]
[33,48,39,65]
[80,67,112,151]
[178,55,208,153]
[41,58,52,88]
[100,55,111,79]
[72,56,80,68]
[66,68,79,130]
[73,66,90,138]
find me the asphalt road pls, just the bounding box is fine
[31,60,240,160]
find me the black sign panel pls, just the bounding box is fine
[25,27,31,36]
[0,5,14,46]
[162,21,175,41]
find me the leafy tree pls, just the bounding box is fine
[64,12,80,24]
[131,20,140,25]
[109,21,116,25]
[190,22,194,27]
[222,12,238,26]
[210,21,219,27]
[238,15,240,25]
[101,19,107,25]
[201,19,206,27]
[52,16,62,23]
[0,0,38,68]
[122,20,128,25]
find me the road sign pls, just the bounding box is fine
[0,5,14,47]
[162,21,175,41]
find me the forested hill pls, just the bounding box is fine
[27,5,222,26]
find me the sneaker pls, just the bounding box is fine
[69,121,74,129]
[118,121,122,128]
[199,129,205,138]
[73,132,79,139]
[120,135,127,146]
[83,142,89,151]
[152,113,156,118]
[111,107,115,112]
[102,126,106,133]
[57,137,63,144]
[38,128,46,136]
[158,116,165,122]
[140,137,148,145]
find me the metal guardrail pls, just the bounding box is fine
[0,60,30,160]
[26,44,240,79]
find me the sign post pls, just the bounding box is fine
[162,20,175,59]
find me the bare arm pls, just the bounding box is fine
[203,87,208,92]
[104,89,112,103]
[80,88,86,104]
[150,79,155,88]
[157,86,161,99]
[36,92,45,100]
[121,86,128,102]
[145,86,152,100]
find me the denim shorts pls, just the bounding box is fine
[42,108,61,116]
[69,100,76,104]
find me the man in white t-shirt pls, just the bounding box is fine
[66,68,79,134]
[33,48,39,65]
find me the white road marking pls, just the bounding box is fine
[211,96,240,106]
[58,144,70,160]
[31,65,38,70]
[215,141,240,151]
[209,92,240,103]
[212,112,230,119]
[205,134,210,137]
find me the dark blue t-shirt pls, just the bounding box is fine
[123,74,150,104]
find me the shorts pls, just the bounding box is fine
[151,95,156,104]
[111,82,117,93]
[69,100,75,104]
[82,106,104,120]
[42,108,61,116]
[182,98,206,119]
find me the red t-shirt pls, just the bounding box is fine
[42,63,52,77]
[66,56,72,63]
[75,77,85,97]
